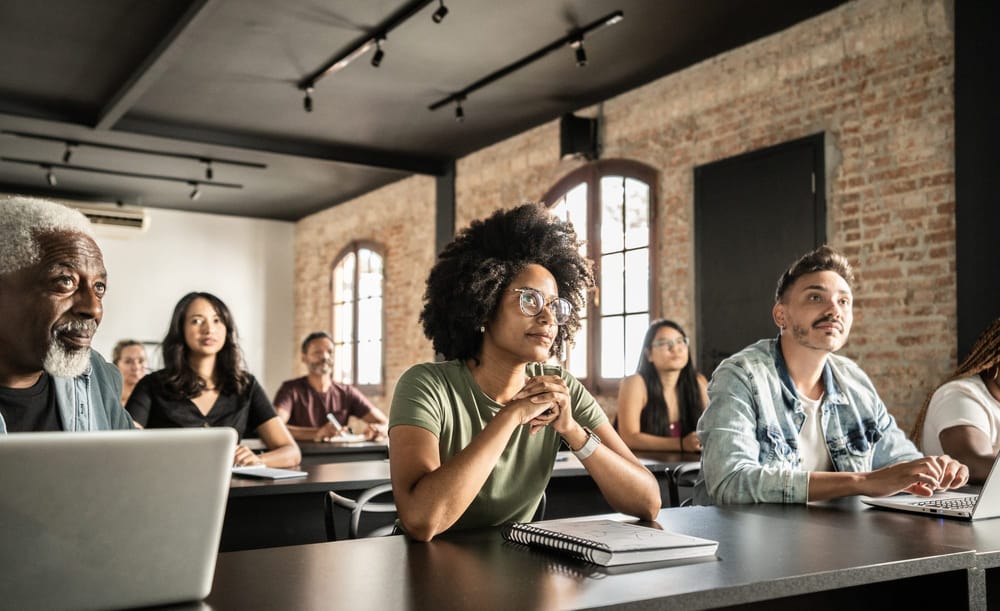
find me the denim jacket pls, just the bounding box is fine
[0,350,133,433]
[693,338,920,505]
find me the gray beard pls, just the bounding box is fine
[43,341,91,378]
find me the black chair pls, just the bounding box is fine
[325,483,397,540]
[667,462,700,507]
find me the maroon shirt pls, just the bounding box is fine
[272,376,375,427]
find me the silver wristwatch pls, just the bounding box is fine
[572,427,601,460]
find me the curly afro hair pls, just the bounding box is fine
[420,203,594,362]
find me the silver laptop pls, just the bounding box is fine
[861,456,1000,520]
[0,427,236,611]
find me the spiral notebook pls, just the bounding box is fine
[502,517,718,566]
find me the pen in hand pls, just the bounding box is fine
[326,412,344,433]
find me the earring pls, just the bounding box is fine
[479,325,485,333]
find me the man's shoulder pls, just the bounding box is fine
[718,338,778,371]
[277,376,310,390]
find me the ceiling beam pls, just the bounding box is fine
[94,0,218,130]
[113,117,450,175]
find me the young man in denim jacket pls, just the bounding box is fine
[0,196,133,433]
[693,245,967,504]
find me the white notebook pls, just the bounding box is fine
[231,464,307,479]
[502,517,718,566]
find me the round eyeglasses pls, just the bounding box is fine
[651,336,689,351]
[512,288,573,325]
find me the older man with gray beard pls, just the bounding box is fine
[0,196,133,432]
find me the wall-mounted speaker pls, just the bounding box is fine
[560,113,599,160]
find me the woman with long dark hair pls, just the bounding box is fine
[126,292,300,467]
[616,319,708,452]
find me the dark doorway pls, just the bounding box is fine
[694,133,826,376]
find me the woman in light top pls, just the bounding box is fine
[113,339,147,406]
[616,320,709,453]
[126,292,300,468]
[913,316,1000,483]
[389,203,660,541]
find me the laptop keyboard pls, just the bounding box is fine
[914,496,978,510]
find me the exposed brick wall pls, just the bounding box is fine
[295,0,956,432]
[293,176,437,410]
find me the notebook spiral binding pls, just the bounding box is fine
[503,523,611,564]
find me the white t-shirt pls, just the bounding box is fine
[799,393,833,472]
[921,375,1000,455]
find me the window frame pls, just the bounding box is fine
[329,240,385,395]
[541,159,659,396]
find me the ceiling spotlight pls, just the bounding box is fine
[371,38,384,68]
[571,36,587,67]
[62,143,74,164]
[43,165,56,186]
[432,0,448,23]
[303,87,314,113]
[188,182,201,201]
[454,100,464,123]
[204,160,213,180]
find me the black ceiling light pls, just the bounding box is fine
[371,38,385,67]
[203,159,213,180]
[571,36,587,67]
[43,164,56,186]
[298,0,436,112]
[432,0,448,23]
[188,182,201,201]
[454,99,465,123]
[62,143,74,164]
[428,10,623,121]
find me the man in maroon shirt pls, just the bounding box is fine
[273,332,387,442]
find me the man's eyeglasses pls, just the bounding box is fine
[651,336,689,351]
[513,288,573,325]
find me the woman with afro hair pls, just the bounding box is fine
[389,203,660,541]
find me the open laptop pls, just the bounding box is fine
[0,427,236,611]
[861,455,1000,520]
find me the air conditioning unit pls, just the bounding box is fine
[64,202,150,233]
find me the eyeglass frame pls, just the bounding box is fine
[511,288,573,325]
[650,336,689,351]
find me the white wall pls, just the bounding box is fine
[92,207,295,396]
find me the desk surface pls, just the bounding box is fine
[228,451,683,498]
[206,504,975,611]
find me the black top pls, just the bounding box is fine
[125,370,275,440]
[0,372,61,432]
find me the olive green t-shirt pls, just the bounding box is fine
[389,359,607,530]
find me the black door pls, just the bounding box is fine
[694,133,826,376]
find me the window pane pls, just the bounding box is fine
[600,176,624,253]
[358,296,382,342]
[357,339,381,384]
[334,253,355,304]
[332,303,352,344]
[624,247,649,313]
[625,314,649,375]
[624,178,650,249]
[551,183,588,253]
[600,253,624,315]
[333,342,352,383]
[567,318,588,379]
[600,316,625,378]
[358,249,383,299]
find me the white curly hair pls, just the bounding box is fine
[0,195,94,275]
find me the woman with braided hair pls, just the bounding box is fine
[388,203,660,541]
[914,317,1000,483]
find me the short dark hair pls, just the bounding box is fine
[420,203,594,361]
[301,331,333,353]
[775,245,855,303]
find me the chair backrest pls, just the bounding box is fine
[326,484,397,539]
[667,461,701,507]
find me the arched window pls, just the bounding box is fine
[330,242,384,391]
[542,160,658,394]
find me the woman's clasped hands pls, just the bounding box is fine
[508,374,573,434]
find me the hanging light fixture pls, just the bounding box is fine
[303,87,314,113]
[431,0,448,23]
[571,36,587,67]
[62,143,74,164]
[188,182,201,201]
[371,38,385,67]
[454,99,464,123]
[43,164,56,186]
[203,159,213,180]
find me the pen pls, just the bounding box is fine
[326,412,344,432]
